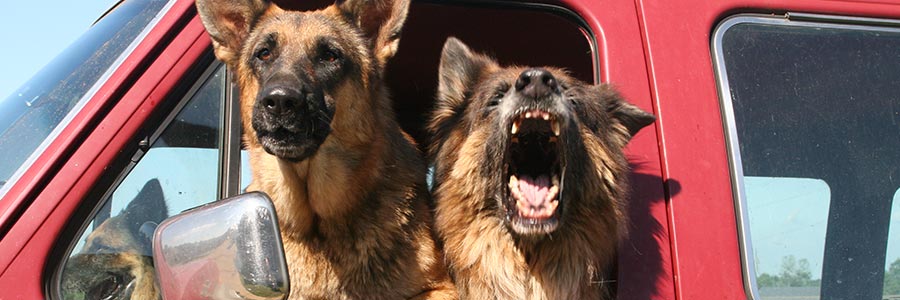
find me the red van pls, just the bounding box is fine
[1,0,898,299]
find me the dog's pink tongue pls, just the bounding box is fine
[518,174,551,206]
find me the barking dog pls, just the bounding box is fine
[195,0,456,299]
[428,38,655,299]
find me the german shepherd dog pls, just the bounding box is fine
[195,0,456,299]
[61,179,167,300]
[428,38,655,299]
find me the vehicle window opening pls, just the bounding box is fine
[54,63,225,300]
[714,14,900,300]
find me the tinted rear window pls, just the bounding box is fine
[714,15,900,300]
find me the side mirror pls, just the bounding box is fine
[152,192,290,299]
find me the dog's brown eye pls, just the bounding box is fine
[488,84,510,107]
[321,48,341,63]
[488,91,505,107]
[256,48,272,61]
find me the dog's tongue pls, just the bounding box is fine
[509,174,559,219]
[517,174,552,206]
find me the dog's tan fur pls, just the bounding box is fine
[62,179,167,300]
[428,38,655,299]
[196,0,456,299]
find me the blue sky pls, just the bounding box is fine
[0,1,118,100]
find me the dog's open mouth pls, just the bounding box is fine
[505,108,563,234]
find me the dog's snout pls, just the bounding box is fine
[515,68,559,99]
[261,86,304,115]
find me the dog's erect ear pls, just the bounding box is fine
[430,38,498,141]
[436,37,498,117]
[121,179,168,232]
[196,0,273,66]
[120,178,168,253]
[596,85,655,140]
[337,0,410,65]
[610,100,655,138]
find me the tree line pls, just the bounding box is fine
[756,255,900,296]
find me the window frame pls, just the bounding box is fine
[46,55,248,299]
[712,13,900,300]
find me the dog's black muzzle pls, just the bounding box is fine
[495,68,576,236]
[252,78,333,162]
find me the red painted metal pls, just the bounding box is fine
[557,0,674,299]
[637,0,900,299]
[0,2,206,298]
[2,0,900,299]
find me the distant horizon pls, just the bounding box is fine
[0,1,118,101]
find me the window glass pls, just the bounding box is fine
[886,189,900,297]
[241,150,252,191]
[715,16,900,300]
[746,177,829,297]
[59,65,224,300]
[0,0,172,197]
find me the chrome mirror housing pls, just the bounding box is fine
[153,192,289,300]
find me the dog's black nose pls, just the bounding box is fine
[261,86,303,115]
[515,68,559,99]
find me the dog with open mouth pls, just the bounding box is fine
[427,37,655,299]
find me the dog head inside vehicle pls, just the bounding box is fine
[61,179,168,300]
[196,0,410,162]
[429,37,655,238]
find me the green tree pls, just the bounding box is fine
[757,272,779,287]
[757,255,819,288]
[780,255,813,287]
[885,258,900,296]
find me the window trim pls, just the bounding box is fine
[219,69,243,199]
[712,13,900,300]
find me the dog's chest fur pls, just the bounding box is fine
[246,129,442,300]
[436,178,613,300]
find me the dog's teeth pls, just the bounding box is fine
[511,122,519,135]
[525,112,532,118]
[509,175,523,200]
[547,200,559,212]
[552,120,560,136]
[546,185,559,201]
[542,113,550,120]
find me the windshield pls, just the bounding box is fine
[0,0,171,195]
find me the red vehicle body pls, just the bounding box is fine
[1,0,899,299]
